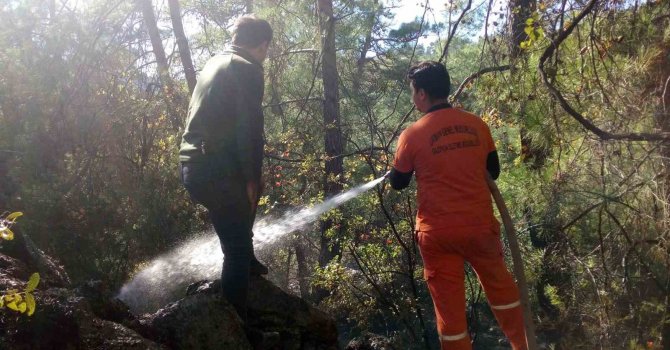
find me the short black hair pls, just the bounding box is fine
[232,15,273,48]
[407,61,450,100]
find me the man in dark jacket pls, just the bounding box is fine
[179,15,272,322]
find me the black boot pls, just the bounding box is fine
[250,257,269,276]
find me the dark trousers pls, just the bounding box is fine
[180,161,253,321]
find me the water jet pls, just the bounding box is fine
[118,174,388,313]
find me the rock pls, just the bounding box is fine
[247,275,338,350]
[187,277,337,350]
[0,254,30,290]
[138,291,252,350]
[77,280,136,324]
[345,332,396,350]
[80,318,166,350]
[0,229,70,288]
[185,279,212,296]
[0,287,162,349]
[0,288,81,349]
[1,238,340,350]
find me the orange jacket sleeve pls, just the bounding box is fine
[393,129,415,173]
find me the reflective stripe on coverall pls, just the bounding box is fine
[418,225,528,350]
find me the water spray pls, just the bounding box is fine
[118,172,390,313]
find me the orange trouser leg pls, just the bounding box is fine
[418,231,472,350]
[467,231,528,350]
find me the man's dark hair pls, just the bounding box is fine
[232,15,273,48]
[407,61,451,100]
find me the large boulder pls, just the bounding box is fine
[137,276,339,350]
[1,230,339,349]
[137,290,252,350]
[0,287,163,349]
[247,276,338,350]
[0,254,31,290]
[76,280,135,325]
[1,235,159,349]
[0,230,70,288]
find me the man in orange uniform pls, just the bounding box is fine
[389,61,527,350]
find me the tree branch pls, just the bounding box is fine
[264,152,305,163]
[451,65,511,101]
[262,98,323,110]
[439,0,473,63]
[264,147,388,163]
[663,75,670,115]
[333,147,388,159]
[538,0,670,142]
[269,49,319,59]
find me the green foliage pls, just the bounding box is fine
[1,273,40,316]
[1,212,40,316]
[1,0,669,348]
[519,13,545,50]
[0,211,22,240]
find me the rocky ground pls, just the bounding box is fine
[0,231,342,349]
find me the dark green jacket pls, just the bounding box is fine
[179,46,265,185]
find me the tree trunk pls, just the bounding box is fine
[167,0,196,94]
[315,0,345,301]
[295,242,310,299]
[0,153,9,210]
[508,0,534,60]
[506,4,544,347]
[508,0,546,168]
[138,0,170,84]
[352,12,374,95]
[137,0,183,130]
[659,75,670,350]
[281,248,292,290]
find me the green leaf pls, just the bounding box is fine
[524,26,533,35]
[6,300,18,311]
[0,296,4,308]
[5,212,23,222]
[18,301,27,313]
[526,17,534,25]
[25,294,36,316]
[0,227,14,240]
[26,273,40,293]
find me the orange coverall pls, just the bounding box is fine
[393,106,527,350]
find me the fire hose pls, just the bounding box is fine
[486,175,539,350]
